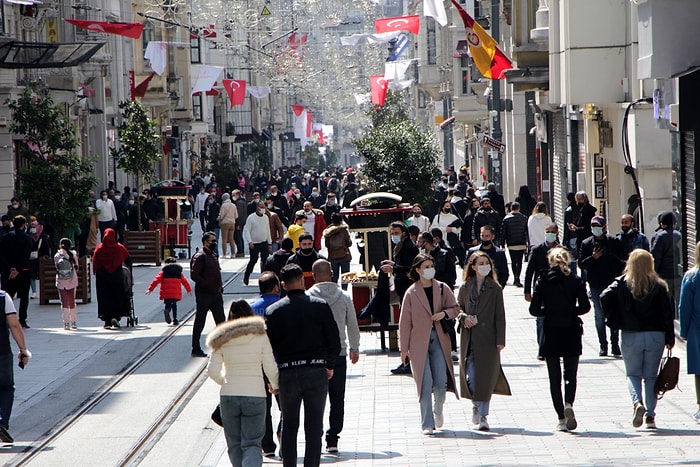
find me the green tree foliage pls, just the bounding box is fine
[249,140,272,172]
[353,91,440,206]
[301,143,322,169]
[324,148,340,169]
[7,86,97,238]
[209,145,240,189]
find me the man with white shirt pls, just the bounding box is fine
[95,190,118,241]
[243,201,272,286]
[196,187,210,232]
[299,201,327,252]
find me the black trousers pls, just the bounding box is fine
[508,249,525,284]
[545,356,579,419]
[244,242,269,280]
[192,291,225,352]
[2,271,30,323]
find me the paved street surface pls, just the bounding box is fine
[1,227,699,466]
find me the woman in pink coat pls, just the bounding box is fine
[399,253,460,435]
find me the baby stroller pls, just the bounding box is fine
[122,264,138,327]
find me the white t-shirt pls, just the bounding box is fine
[304,210,316,239]
[3,292,16,316]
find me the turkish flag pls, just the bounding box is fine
[370,76,389,106]
[375,15,420,35]
[223,80,246,107]
[133,72,156,98]
[65,19,144,39]
[291,104,305,117]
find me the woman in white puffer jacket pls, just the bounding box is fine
[528,202,553,248]
[207,300,279,467]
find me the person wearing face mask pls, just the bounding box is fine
[196,187,210,232]
[568,191,597,258]
[287,188,305,218]
[265,194,289,228]
[471,198,502,246]
[286,234,325,289]
[320,193,341,226]
[113,191,127,243]
[457,251,511,431]
[189,232,226,357]
[242,201,272,286]
[0,216,34,328]
[218,193,239,259]
[95,190,118,241]
[430,201,462,255]
[617,214,650,259]
[500,202,529,288]
[407,204,430,233]
[578,216,626,357]
[6,197,29,221]
[524,223,561,359]
[465,225,509,288]
[399,254,460,435]
[459,197,482,249]
[309,187,324,209]
[298,201,327,252]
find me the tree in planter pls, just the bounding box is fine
[353,91,441,206]
[249,139,271,172]
[209,145,240,189]
[301,142,322,169]
[110,100,162,230]
[7,86,97,243]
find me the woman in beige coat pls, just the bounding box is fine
[457,251,511,431]
[217,193,238,258]
[399,253,460,435]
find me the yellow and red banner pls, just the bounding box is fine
[450,0,512,80]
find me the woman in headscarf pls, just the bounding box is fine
[28,218,53,299]
[92,228,131,329]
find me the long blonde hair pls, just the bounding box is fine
[547,247,571,276]
[624,249,667,300]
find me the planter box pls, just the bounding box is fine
[124,230,162,265]
[39,256,91,305]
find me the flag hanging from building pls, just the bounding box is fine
[424,0,448,26]
[192,66,224,95]
[132,72,156,98]
[64,19,144,39]
[375,15,420,35]
[450,0,512,79]
[387,34,410,61]
[222,80,247,107]
[144,41,168,76]
[370,76,389,106]
[293,105,308,141]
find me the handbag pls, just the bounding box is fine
[654,348,680,400]
[211,404,223,427]
[30,238,42,260]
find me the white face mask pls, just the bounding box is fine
[591,226,604,237]
[476,264,492,277]
[422,267,436,280]
[544,232,557,244]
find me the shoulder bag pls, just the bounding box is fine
[654,348,680,400]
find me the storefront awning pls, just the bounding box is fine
[0,40,105,68]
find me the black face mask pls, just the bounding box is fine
[208,241,217,248]
[300,247,314,255]
[443,209,451,214]
[481,240,492,247]
[577,202,585,207]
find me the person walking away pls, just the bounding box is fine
[500,201,528,287]
[264,238,295,283]
[286,234,324,289]
[146,256,192,325]
[0,290,31,444]
[206,300,279,467]
[399,254,460,434]
[205,193,221,251]
[217,193,238,258]
[28,219,52,300]
[529,248,590,431]
[232,190,248,257]
[190,231,226,357]
[515,185,537,217]
[0,216,34,328]
[54,238,80,330]
[485,183,505,219]
[457,251,511,431]
[465,225,509,288]
[265,264,341,467]
[196,187,210,232]
[578,216,626,357]
[249,272,282,457]
[600,249,675,429]
[323,213,352,290]
[651,211,683,309]
[307,260,360,452]
[264,200,285,253]
[679,241,700,423]
[527,202,552,253]
[524,222,561,360]
[92,228,132,329]
[617,214,650,259]
[243,201,272,286]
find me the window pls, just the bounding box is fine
[418,90,426,108]
[460,56,470,94]
[190,35,201,63]
[426,19,437,65]
[142,21,155,50]
[192,94,202,120]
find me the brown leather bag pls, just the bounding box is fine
[654,348,680,400]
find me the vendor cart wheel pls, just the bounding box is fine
[134,317,138,326]
[127,317,133,327]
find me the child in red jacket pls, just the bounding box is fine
[146,257,192,325]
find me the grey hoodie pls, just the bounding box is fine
[307,282,360,357]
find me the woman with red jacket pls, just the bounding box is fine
[146,257,192,325]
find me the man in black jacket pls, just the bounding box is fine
[0,216,33,328]
[500,201,529,287]
[486,183,505,218]
[651,211,683,309]
[266,264,340,467]
[189,232,225,357]
[578,216,626,357]
[466,225,509,288]
[472,197,502,246]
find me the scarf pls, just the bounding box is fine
[468,278,486,316]
[92,228,129,273]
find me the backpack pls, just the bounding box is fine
[57,256,75,279]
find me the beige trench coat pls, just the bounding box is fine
[457,278,512,401]
[399,279,460,399]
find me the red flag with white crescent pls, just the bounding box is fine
[375,15,420,35]
[223,80,246,107]
[65,19,144,39]
[370,76,389,106]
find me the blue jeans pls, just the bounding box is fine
[278,367,328,467]
[620,331,666,417]
[590,286,619,348]
[331,261,350,290]
[419,328,447,430]
[0,354,14,428]
[466,352,490,417]
[220,395,266,467]
[326,356,347,444]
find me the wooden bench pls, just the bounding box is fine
[39,256,92,305]
[124,230,162,265]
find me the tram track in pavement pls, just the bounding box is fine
[11,270,243,467]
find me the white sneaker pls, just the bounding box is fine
[422,428,434,435]
[564,405,577,431]
[477,416,489,431]
[31,292,37,299]
[693,411,700,424]
[472,405,480,425]
[555,420,568,432]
